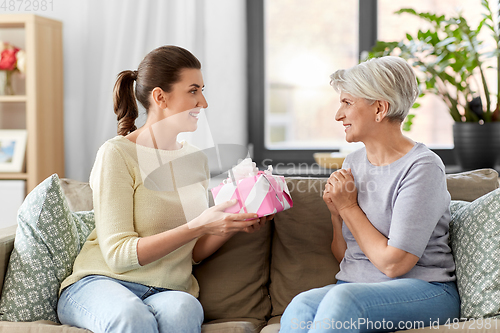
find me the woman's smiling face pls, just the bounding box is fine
[335,92,376,143]
[162,68,208,132]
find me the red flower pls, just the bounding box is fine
[0,48,19,71]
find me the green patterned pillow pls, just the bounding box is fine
[0,174,95,323]
[449,188,500,319]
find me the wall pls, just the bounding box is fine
[7,0,247,181]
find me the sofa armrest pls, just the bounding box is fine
[0,225,16,295]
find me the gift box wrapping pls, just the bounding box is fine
[211,172,293,217]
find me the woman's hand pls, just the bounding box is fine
[188,199,261,236]
[243,214,275,233]
[191,205,273,263]
[325,168,358,214]
[323,183,340,217]
[137,199,258,267]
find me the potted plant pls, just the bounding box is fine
[366,0,500,171]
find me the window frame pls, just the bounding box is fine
[246,0,456,169]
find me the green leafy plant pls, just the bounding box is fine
[366,0,500,130]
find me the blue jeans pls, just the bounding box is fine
[57,275,203,333]
[280,279,460,333]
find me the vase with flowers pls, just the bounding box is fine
[0,41,26,95]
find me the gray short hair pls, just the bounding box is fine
[329,56,418,122]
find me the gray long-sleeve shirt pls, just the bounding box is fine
[336,143,456,283]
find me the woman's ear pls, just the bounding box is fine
[375,100,389,122]
[151,87,168,109]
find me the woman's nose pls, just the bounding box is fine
[335,108,344,122]
[199,93,208,109]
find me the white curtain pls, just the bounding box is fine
[35,0,247,181]
[65,0,207,181]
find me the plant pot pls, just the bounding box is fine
[453,122,500,171]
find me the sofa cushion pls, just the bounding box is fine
[193,221,272,323]
[0,320,91,332]
[0,174,95,323]
[59,178,93,212]
[269,177,339,317]
[446,168,499,202]
[201,321,260,333]
[449,188,500,318]
[0,225,16,294]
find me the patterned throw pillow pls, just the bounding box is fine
[449,188,500,319]
[0,174,94,323]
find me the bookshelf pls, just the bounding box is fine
[0,14,64,194]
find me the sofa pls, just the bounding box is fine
[0,168,498,333]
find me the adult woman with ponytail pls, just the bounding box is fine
[57,45,271,333]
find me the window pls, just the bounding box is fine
[264,0,358,151]
[247,0,374,168]
[247,0,489,170]
[378,0,497,147]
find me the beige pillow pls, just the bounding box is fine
[59,178,93,212]
[193,221,272,323]
[269,177,339,317]
[446,168,499,202]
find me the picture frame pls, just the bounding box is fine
[0,130,27,173]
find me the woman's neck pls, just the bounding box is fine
[363,125,415,166]
[125,122,181,151]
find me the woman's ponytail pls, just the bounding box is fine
[113,70,139,136]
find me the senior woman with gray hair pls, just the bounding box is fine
[279,56,459,333]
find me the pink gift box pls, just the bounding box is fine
[211,172,293,217]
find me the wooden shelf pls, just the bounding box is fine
[0,95,27,102]
[0,14,64,194]
[0,173,28,180]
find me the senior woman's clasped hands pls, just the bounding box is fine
[323,168,358,216]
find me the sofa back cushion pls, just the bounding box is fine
[59,178,93,212]
[193,220,272,326]
[269,177,339,317]
[446,168,499,201]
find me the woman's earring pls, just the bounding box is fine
[376,118,379,122]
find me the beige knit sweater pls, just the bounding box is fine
[60,136,210,297]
